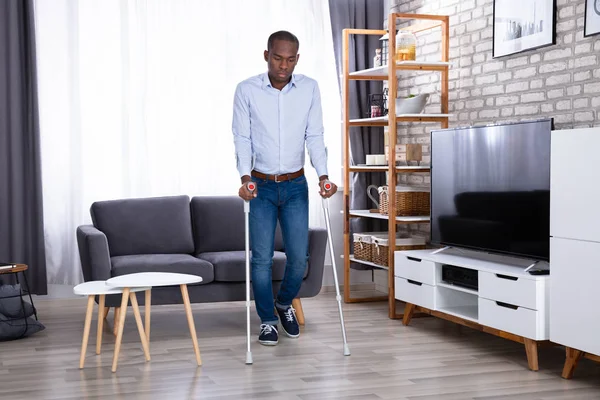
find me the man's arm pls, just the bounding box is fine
[232,83,252,183]
[305,81,328,181]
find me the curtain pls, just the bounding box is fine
[328,0,386,269]
[0,0,48,294]
[33,0,342,285]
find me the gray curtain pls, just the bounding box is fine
[0,0,48,294]
[329,0,387,269]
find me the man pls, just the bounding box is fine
[231,30,337,346]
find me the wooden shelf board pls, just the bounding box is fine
[347,165,430,173]
[348,209,430,223]
[349,61,451,79]
[348,114,452,126]
[396,166,430,173]
[348,255,389,270]
[349,165,388,172]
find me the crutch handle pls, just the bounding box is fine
[322,180,333,192]
[244,182,255,213]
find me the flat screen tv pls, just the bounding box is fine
[430,119,552,261]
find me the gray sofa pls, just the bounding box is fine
[76,195,327,309]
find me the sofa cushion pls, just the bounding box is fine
[191,196,284,253]
[91,195,195,257]
[111,254,214,284]
[197,251,308,282]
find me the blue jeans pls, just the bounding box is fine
[249,174,309,326]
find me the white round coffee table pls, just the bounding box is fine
[73,281,151,370]
[105,272,203,369]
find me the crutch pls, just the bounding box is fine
[244,181,256,365]
[321,180,351,356]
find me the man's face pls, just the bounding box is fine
[264,39,299,85]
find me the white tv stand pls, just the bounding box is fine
[394,248,550,371]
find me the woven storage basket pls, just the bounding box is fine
[378,185,430,216]
[372,236,427,266]
[352,231,386,262]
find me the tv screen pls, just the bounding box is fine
[430,119,552,261]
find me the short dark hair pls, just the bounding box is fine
[267,30,299,51]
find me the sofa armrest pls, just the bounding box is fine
[76,225,112,282]
[298,227,327,298]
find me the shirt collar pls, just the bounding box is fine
[261,72,297,90]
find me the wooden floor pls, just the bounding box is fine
[1,290,600,399]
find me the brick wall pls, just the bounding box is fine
[382,0,599,235]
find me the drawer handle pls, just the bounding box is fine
[407,279,422,286]
[407,257,422,262]
[496,274,518,281]
[496,301,518,310]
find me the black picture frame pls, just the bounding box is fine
[584,0,600,37]
[492,0,556,58]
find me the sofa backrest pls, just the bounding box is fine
[191,196,284,254]
[90,195,195,257]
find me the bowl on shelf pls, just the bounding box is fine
[395,93,430,114]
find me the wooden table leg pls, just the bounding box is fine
[79,295,95,369]
[113,307,120,336]
[292,298,305,325]
[180,284,202,366]
[524,338,539,371]
[129,292,151,362]
[96,295,105,355]
[402,303,416,326]
[112,288,130,373]
[145,289,151,343]
[562,347,584,379]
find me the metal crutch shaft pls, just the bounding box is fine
[321,180,350,356]
[244,181,256,365]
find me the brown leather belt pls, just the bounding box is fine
[251,168,304,182]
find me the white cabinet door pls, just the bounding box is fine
[550,128,600,243]
[550,237,600,355]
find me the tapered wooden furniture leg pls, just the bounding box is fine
[524,338,539,371]
[145,289,151,343]
[96,295,105,355]
[292,298,305,325]
[103,306,110,319]
[562,347,584,379]
[113,307,120,336]
[180,284,201,366]
[402,303,416,326]
[111,289,130,373]
[79,295,95,369]
[129,292,150,362]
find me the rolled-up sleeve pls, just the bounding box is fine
[232,84,252,177]
[305,81,328,178]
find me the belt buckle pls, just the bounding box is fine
[274,174,280,183]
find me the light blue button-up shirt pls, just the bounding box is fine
[232,72,328,179]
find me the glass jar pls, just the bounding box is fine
[395,30,416,61]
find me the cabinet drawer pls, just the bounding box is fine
[394,254,436,285]
[479,271,545,310]
[395,277,435,310]
[479,298,548,340]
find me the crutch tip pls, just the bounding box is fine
[344,344,351,356]
[246,352,253,365]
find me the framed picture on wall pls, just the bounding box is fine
[584,0,600,37]
[493,0,556,58]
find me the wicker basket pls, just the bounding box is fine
[378,185,430,216]
[352,231,387,262]
[372,236,427,266]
